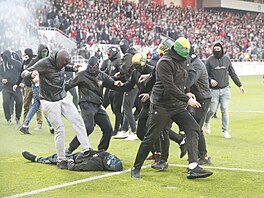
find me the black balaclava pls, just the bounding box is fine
[213,43,224,59]
[107,46,119,61]
[119,39,130,54]
[87,56,100,76]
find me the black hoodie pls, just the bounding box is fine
[206,42,242,89]
[21,49,74,102]
[0,50,21,89]
[15,48,34,87]
[150,48,189,111]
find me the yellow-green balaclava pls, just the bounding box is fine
[173,37,191,58]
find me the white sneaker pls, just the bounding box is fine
[223,131,231,139]
[203,123,211,134]
[34,124,42,130]
[113,131,129,139]
[124,132,138,141]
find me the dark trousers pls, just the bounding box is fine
[121,88,138,132]
[102,88,110,109]
[2,88,23,121]
[133,94,142,121]
[68,87,78,109]
[190,98,211,158]
[133,103,200,169]
[68,102,113,152]
[137,103,160,154]
[109,90,123,133]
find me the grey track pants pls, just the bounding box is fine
[41,97,91,161]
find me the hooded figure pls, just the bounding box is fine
[203,41,245,139]
[212,42,224,59]
[1,50,22,88]
[119,39,130,54]
[0,49,23,124]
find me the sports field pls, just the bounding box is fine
[0,75,263,198]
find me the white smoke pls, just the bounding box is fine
[0,0,47,53]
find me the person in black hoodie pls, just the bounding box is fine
[19,44,53,134]
[131,37,213,179]
[22,49,96,169]
[0,50,23,125]
[113,39,138,139]
[14,48,41,129]
[203,42,245,139]
[101,46,123,136]
[65,56,123,153]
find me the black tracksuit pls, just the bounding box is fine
[65,70,120,152]
[0,50,23,121]
[133,48,201,170]
[103,53,123,134]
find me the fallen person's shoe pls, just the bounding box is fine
[22,151,36,162]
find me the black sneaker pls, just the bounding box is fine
[19,126,30,134]
[198,156,212,165]
[151,161,168,171]
[15,118,20,125]
[22,151,36,162]
[57,160,68,169]
[187,165,213,179]
[131,167,141,178]
[50,127,54,134]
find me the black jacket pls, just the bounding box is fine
[104,53,121,78]
[118,64,154,103]
[119,47,137,81]
[206,42,242,89]
[16,44,48,87]
[65,70,120,105]
[22,51,74,102]
[0,50,21,89]
[186,57,211,100]
[150,48,189,110]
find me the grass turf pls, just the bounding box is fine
[0,75,264,198]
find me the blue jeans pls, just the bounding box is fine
[205,86,231,132]
[23,84,52,127]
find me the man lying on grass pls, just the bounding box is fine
[22,150,123,171]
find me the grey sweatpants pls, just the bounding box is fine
[41,97,91,161]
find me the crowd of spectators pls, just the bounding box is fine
[0,0,263,61]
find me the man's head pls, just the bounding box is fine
[87,56,100,76]
[152,48,159,60]
[55,50,70,69]
[132,52,147,72]
[119,39,130,54]
[104,154,123,171]
[107,46,119,61]
[173,37,191,58]
[24,48,34,61]
[213,42,224,59]
[41,48,49,58]
[158,38,174,57]
[189,46,197,59]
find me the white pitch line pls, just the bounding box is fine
[5,164,264,198]
[169,164,264,173]
[229,110,264,113]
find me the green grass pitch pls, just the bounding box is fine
[0,75,264,197]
